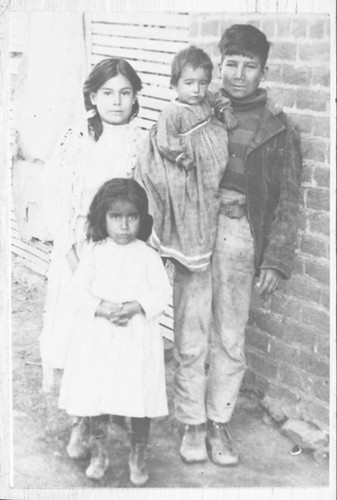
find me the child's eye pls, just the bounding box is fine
[200,81,208,87]
[121,90,131,96]
[103,91,112,96]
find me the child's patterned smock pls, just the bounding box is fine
[135,91,230,272]
[58,238,171,418]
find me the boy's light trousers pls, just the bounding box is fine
[173,189,255,424]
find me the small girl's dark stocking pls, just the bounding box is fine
[130,417,151,443]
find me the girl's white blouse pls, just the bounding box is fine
[79,123,134,215]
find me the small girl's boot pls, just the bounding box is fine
[85,416,109,480]
[66,417,90,459]
[128,433,149,486]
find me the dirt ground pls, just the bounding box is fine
[11,257,329,489]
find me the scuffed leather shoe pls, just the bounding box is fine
[206,420,239,466]
[180,423,208,463]
[66,417,89,460]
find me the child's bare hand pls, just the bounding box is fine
[256,269,283,296]
[96,300,122,321]
[179,156,195,171]
[109,301,144,326]
[223,109,237,131]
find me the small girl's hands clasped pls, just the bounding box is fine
[96,300,143,326]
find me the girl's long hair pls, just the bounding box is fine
[87,178,152,242]
[83,58,142,141]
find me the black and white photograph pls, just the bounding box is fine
[0,1,335,499]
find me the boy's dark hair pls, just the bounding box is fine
[83,58,142,141]
[170,46,213,86]
[87,178,152,242]
[218,24,271,68]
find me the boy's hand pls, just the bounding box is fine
[256,269,283,296]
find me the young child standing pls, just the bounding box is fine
[170,26,302,466]
[136,46,236,272]
[58,178,171,484]
[40,58,145,392]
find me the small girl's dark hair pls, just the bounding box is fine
[83,58,142,141]
[218,24,271,67]
[170,46,213,87]
[87,178,152,242]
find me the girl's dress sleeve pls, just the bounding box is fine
[155,105,190,164]
[42,126,82,255]
[135,248,172,321]
[70,244,102,317]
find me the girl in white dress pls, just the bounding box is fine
[59,178,171,484]
[40,58,145,393]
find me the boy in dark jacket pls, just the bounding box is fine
[174,24,302,465]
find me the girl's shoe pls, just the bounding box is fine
[66,417,90,459]
[128,436,149,486]
[85,436,109,480]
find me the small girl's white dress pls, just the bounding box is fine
[40,119,146,391]
[58,238,171,418]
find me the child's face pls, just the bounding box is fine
[105,198,141,245]
[174,65,210,105]
[220,54,268,100]
[90,73,136,125]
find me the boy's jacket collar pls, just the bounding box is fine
[247,99,286,153]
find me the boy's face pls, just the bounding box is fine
[220,54,268,100]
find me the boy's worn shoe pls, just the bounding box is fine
[180,423,208,463]
[66,417,90,459]
[206,420,239,466]
[128,435,149,486]
[85,435,109,480]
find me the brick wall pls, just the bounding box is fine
[189,14,331,437]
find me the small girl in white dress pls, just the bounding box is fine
[59,178,171,484]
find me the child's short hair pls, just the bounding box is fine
[218,24,271,68]
[170,46,213,87]
[87,178,152,242]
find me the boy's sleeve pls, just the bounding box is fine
[135,250,172,321]
[260,116,303,278]
[155,105,191,165]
